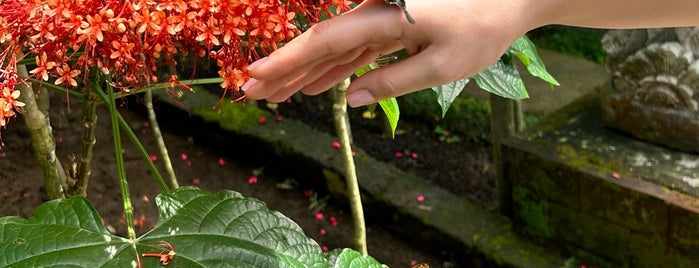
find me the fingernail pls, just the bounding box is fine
[347,90,376,107]
[247,57,268,72]
[241,78,257,92]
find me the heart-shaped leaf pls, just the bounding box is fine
[0,187,384,268]
[474,60,529,100]
[509,36,560,87]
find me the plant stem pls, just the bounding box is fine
[113,77,223,99]
[145,89,179,189]
[331,78,367,255]
[16,62,66,199]
[489,94,515,216]
[68,91,99,196]
[115,111,170,193]
[26,78,85,102]
[40,78,169,193]
[100,76,136,240]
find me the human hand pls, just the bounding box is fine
[242,0,534,107]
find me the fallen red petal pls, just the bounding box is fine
[247,176,258,184]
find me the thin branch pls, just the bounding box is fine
[145,89,179,189]
[95,77,136,240]
[116,111,170,193]
[71,91,98,196]
[331,78,367,255]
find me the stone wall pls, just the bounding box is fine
[503,96,699,267]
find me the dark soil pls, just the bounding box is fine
[0,92,487,267]
[274,93,496,211]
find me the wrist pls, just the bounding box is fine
[511,0,562,32]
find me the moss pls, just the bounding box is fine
[512,187,554,238]
[555,144,620,175]
[192,101,268,132]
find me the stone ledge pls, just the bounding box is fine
[504,94,699,267]
[150,89,566,268]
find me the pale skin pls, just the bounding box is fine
[242,0,699,107]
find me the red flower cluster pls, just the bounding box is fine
[0,48,25,129]
[0,0,355,136]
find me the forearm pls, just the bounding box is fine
[526,0,699,30]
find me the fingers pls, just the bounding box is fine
[263,47,376,102]
[346,45,463,107]
[299,49,380,96]
[249,1,398,80]
[244,0,404,100]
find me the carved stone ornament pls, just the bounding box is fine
[600,27,699,152]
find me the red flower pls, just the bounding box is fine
[0,0,359,143]
[29,53,57,81]
[54,64,80,87]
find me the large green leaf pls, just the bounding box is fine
[0,187,384,268]
[431,78,469,118]
[474,60,529,100]
[0,197,133,267]
[509,36,560,87]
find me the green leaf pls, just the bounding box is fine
[509,36,560,87]
[0,187,385,268]
[355,63,400,138]
[431,78,469,117]
[326,248,386,268]
[378,98,400,138]
[353,63,378,77]
[474,60,529,100]
[0,197,132,267]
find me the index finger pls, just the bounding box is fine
[248,0,403,80]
